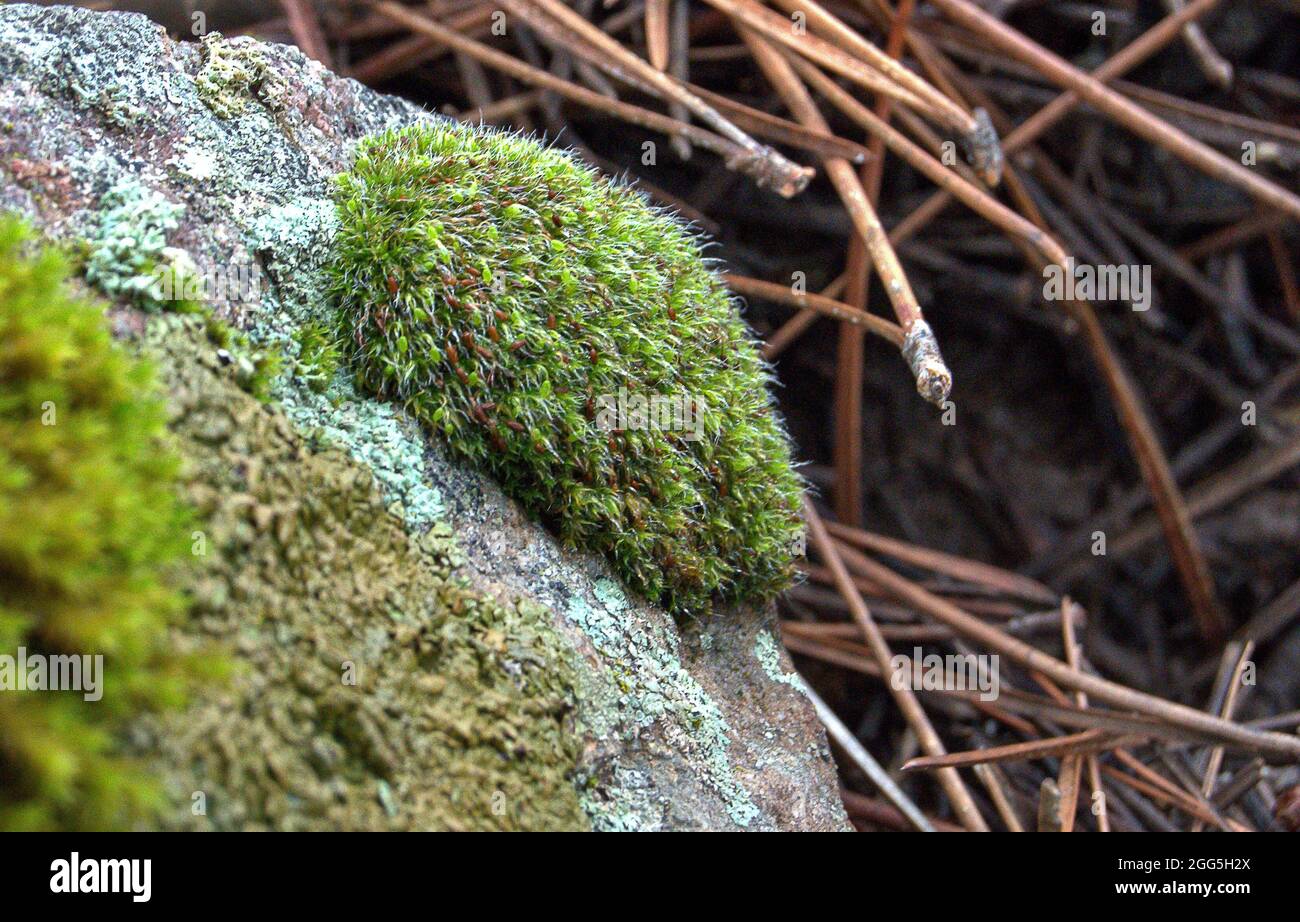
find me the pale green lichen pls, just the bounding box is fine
[567,578,760,828]
[40,34,147,129]
[275,374,447,531]
[234,190,448,528]
[166,143,218,183]
[244,196,338,322]
[82,178,191,311]
[755,629,808,695]
[580,766,664,832]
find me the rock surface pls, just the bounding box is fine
[0,3,848,831]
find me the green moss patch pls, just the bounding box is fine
[0,216,200,830]
[292,317,342,393]
[329,123,804,615]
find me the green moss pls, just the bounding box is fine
[194,308,283,404]
[292,318,342,393]
[329,123,805,615]
[239,347,282,403]
[0,216,203,831]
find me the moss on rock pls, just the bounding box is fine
[0,216,199,831]
[291,317,342,393]
[329,123,805,616]
[2,214,587,831]
[129,314,588,831]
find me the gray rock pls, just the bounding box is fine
[0,3,848,831]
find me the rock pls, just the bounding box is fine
[0,3,848,831]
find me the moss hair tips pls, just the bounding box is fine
[328,123,804,615]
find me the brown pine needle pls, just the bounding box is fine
[724,273,904,345]
[903,730,1142,772]
[494,0,813,196]
[1062,601,1108,831]
[829,538,1300,760]
[278,0,332,68]
[702,0,941,118]
[764,0,1002,184]
[745,28,952,405]
[803,497,990,831]
[927,0,1300,219]
[366,1,813,196]
[644,0,671,72]
[825,514,1056,607]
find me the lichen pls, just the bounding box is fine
[0,216,210,831]
[567,578,760,828]
[166,143,218,183]
[329,122,805,616]
[193,32,276,120]
[578,765,664,832]
[91,83,146,128]
[82,178,191,311]
[755,629,808,695]
[244,196,338,323]
[275,374,448,531]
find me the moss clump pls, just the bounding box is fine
[292,317,342,393]
[0,216,198,830]
[329,123,804,615]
